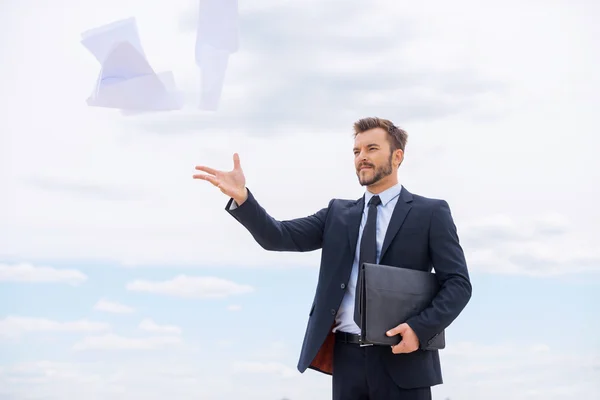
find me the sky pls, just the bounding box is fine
[1,0,599,399]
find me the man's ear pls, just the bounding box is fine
[395,149,404,166]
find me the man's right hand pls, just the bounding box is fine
[193,153,248,205]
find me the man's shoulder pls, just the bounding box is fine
[326,196,359,209]
[410,193,447,205]
[329,196,360,204]
[403,187,449,210]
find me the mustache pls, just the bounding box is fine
[358,163,374,169]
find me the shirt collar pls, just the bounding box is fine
[364,183,403,208]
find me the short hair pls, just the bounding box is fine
[352,117,408,152]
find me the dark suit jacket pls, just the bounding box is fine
[225,185,472,389]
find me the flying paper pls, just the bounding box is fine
[81,17,146,65]
[81,17,183,114]
[195,0,239,110]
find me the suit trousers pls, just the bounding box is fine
[332,336,432,400]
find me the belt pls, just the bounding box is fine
[335,331,374,347]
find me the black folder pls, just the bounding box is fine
[354,263,445,350]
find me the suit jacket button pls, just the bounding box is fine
[340,283,346,289]
[331,309,336,315]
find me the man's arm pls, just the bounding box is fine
[225,187,332,252]
[405,199,472,347]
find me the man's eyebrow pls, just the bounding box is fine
[353,143,380,151]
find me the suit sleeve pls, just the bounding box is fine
[225,188,332,252]
[405,200,472,347]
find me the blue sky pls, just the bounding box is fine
[1,263,599,399]
[2,266,600,355]
[1,0,599,399]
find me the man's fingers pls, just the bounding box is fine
[386,325,402,336]
[195,165,219,175]
[233,153,241,171]
[391,341,407,354]
[193,174,219,186]
[387,323,407,337]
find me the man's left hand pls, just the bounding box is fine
[386,323,419,354]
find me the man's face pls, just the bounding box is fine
[353,128,397,187]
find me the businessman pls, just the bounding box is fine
[193,117,472,400]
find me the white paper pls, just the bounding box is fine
[197,44,230,111]
[82,17,183,113]
[195,0,239,110]
[81,17,146,65]
[195,0,239,55]
[119,72,184,116]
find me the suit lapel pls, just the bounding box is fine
[346,196,364,258]
[380,187,413,261]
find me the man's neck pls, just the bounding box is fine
[367,178,399,195]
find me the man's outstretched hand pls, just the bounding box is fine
[387,323,420,354]
[193,153,248,205]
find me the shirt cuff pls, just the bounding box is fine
[228,199,239,210]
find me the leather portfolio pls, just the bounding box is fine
[354,262,445,350]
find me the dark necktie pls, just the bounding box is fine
[354,194,381,327]
[359,195,381,267]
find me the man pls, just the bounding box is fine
[193,117,472,400]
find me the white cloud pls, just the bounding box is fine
[462,212,570,243]
[216,339,234,349]
[138,318,182,335]
[72,333,182,351]
[232,361,298,379]
[226,304,242,312]
[0,361,103,385]
[461,213,600,276]
[434,341,600,400]
[94,299,135,314]
[0,0,597,280]
[530,343,550,353]
[0,341,597,400]
[255,340,289,361]
[441,341,514,358]
[0,316,109,339]
[126,275,254,299]
[0,263,87,285]
[0,359,227,400]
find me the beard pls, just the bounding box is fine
[356,154,393,186]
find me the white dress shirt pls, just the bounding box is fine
[333,183,403,334]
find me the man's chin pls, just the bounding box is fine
[358,177,375,186]
[357,170,379,186]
